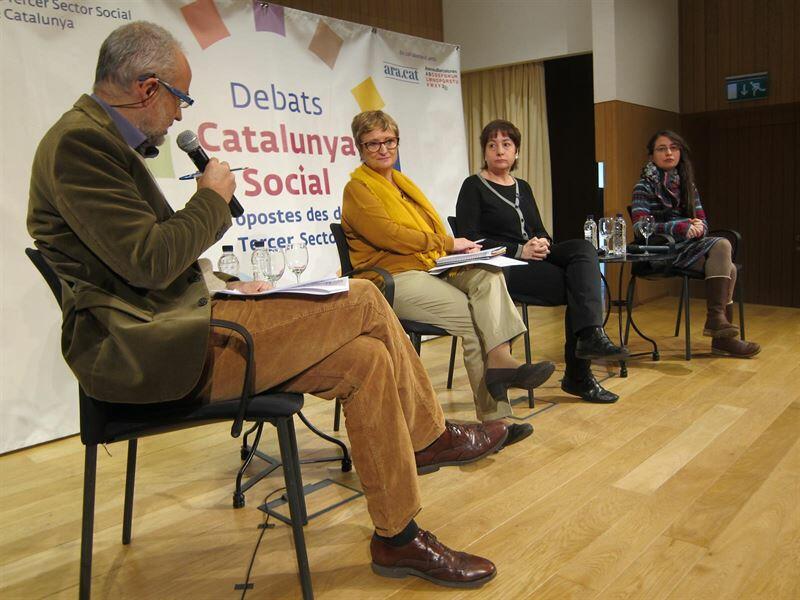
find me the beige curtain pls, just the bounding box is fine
[461,62,553,232]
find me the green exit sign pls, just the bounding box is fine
[726,72,768,101]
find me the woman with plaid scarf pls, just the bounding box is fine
[631,130,760,358]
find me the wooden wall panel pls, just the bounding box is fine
[682,103,800,307]
[680,0,800,114]
[595,101,680,303]
[278,0,444,41]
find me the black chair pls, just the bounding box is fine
[26,249,314,600]
[328,223,457,430]
[447,217,539,408]
[623,208,747,360]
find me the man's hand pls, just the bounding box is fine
[226,280,273,294]
[521,237,550,260]
[197,158,236,203]
[452,237,483,254]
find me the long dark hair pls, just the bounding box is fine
[646,130,697,218]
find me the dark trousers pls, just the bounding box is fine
[506,239,603,378]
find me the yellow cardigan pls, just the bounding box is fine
[342,173,454,280]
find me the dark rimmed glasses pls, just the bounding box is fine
[361,137,399,153]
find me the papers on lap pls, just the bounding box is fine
[428,255,526,275]
[434,246,506,266]
[215,276,350,297]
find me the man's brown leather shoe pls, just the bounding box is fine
[414,420,508,475]
[371,529,496,588]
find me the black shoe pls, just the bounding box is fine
[561,374,619,404]
[575,328,629,361]
[485,362,555,401]
[502,423,533,447]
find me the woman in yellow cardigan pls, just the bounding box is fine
[342,110,554,435]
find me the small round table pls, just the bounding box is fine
[599,252,676,377]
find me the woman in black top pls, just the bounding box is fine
[456,119,626,403]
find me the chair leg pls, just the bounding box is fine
[737,277,746,340]
[297,411,352,472]
[624,276,636,346]
[241,423,259,460]
[683,276,692,360]
[80,445,98,600]
[276,418,314,600]
[286,419,308,525]
[333,399,342,432]
[234,423,264,508]
[674,279,685,336]
[446,336,457,390]
[410,332,422,355]
[520,303,534,408]
[122,439,137,545]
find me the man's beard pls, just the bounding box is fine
[145,132,167,147]
[140,105,171,148]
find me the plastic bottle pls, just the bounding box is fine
[217,245,239,276]
[583,215,598,249]
[251,240,268,281]
[613,213,627,257]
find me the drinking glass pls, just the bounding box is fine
[641,215,655,255]
[598,217,614,255]
[266,248,285,285]
[285,242,308,283]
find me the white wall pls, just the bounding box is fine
[593,0,679,111]
[443,0,593,71]
[444,0,678,113]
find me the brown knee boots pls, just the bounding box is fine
[703,277,739,338]
[711,304,761,357]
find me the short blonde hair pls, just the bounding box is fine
[351,110,399,146]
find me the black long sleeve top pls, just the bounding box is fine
[455,174,550,258]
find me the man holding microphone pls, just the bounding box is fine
[27,21,507,590]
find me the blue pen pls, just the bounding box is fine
[179,167,247,180]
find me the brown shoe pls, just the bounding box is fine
[712,336,761,358]
[703,277,739,338]
[371,529,496,588]
[415,420,508,475]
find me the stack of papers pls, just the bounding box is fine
[428,254,525,275]
[434,246,506,267]
[215,276,349,297]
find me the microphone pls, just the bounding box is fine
[176,130,244,218]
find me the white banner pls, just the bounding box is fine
[0,1,467,452]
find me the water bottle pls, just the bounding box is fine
[583,215,598,249]
[217,245,239,276]
[613,213,627,257]
[251,240,268,281]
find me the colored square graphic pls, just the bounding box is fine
[308,21,343,69]
[350,77,385,112]
[148,136,175,180]
[181,0,230,50]
[253,1,285,35]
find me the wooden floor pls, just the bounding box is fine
[2,296,799,599]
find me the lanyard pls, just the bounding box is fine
[477,174,528,241]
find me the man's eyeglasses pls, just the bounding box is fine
[654,144,680,154]
[138,73,194,109]
[361,137,399,153]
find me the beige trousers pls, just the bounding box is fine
[206,279,446,536]
[391,267,527,421]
